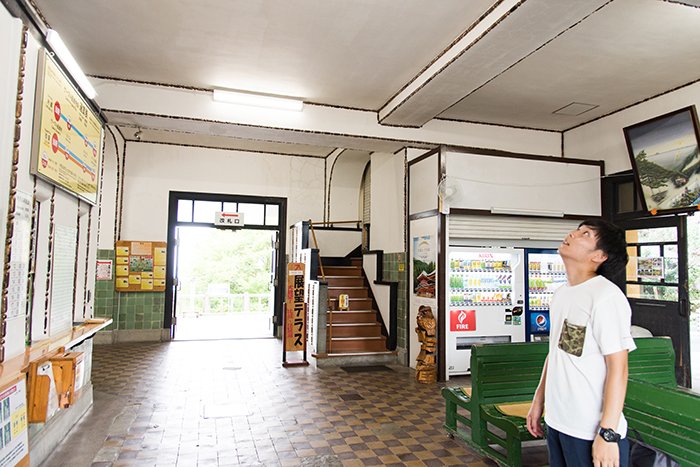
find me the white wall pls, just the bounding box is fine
[0,18,100,353]
[564,81,700,175]
[370,151,404,252]
[119,142,325,243]
[94,77,563,157]
[327,150,369,223]
[98,127,123,249]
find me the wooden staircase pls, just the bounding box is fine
[323,258,391,355]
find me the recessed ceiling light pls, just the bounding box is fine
[552,102,599,116]
[212,89,304,112]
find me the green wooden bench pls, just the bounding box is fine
[441,341,548,460]
[626,378,700,466]
[443,337,677,467]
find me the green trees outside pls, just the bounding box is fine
[177,227,273,314]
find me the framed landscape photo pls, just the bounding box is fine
[623,106,700,214]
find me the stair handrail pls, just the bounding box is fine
[309,220,362,228]
[307,220,326,282]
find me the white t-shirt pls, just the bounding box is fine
[544,275,636,441]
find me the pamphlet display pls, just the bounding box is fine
[114,241,167,292]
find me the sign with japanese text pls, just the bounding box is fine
[31,51,103,205]
[285,263,306,351]
[450,309,476,332]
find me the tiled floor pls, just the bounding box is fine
[41,339,548,466]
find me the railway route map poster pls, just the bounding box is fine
[31,51,103,205]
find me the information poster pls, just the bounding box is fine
[114,241,166,292]
[413,235,436,298]
[95,260,112,281]
[284,263,305,352]
[0,379,29,467]
[50,225,77,336]
[31,51,103,205]
[6,192,32,321]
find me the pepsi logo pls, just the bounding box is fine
[535,314,547,326]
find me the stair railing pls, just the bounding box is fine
[308,219,361,354]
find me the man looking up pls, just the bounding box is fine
[527,219,635,467]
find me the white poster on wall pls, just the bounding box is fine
[412,235,436,298]
[6,191,33,321]
[409,216,439,370]
[0,378,29,467]
[50,225,77,335]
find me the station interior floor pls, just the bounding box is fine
[40,338,549,467]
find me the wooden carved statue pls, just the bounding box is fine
[415,305,437,383]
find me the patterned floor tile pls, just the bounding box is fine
[41,338,548,466]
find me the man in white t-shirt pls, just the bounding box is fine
[527,219,635,467]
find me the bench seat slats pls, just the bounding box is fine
[442,337,694,467]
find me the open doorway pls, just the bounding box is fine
[174,227,275,340]
[165,192,287,341]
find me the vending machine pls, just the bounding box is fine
[525,249,567,342]
[446,248,525,376]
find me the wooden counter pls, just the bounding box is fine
[0,318,112,390]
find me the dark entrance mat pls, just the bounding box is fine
[340,365,394,373]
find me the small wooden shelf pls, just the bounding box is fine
[0,318,112,391]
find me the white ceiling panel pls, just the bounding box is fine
[438,0,700,130]
[33,0,497,110]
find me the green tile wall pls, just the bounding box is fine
[382,252,407,351]
[94,249,165,331]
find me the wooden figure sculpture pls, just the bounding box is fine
[415,305,437,383]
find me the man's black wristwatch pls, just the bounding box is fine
[598,427,621,443]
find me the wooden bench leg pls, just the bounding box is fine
[444,398,457,432]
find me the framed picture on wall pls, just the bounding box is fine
[623,106,700,214]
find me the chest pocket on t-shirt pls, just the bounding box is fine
[558,319,587,357]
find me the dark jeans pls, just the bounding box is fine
[547,425,629,467]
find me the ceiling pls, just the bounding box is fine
[25,0,700,154]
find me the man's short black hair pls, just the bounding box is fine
[579,219,628,280]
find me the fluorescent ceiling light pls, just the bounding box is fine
[212,89,304,112]
[491,207,564,218]
[46,29,97,99]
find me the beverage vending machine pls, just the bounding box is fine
[525,249,567,342]
[446,247,525,376]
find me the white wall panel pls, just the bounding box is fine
[370,152,404,252]
[119,143,325,244]
[445,151,601,216]
[409,152,439,215]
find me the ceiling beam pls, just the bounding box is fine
[377,0,612,128]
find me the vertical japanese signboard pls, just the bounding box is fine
[284,263,306,352]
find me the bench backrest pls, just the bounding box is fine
[628,337,676,386]
[470,337,675,404]
[471,342,549,403]
[625,379,700,466]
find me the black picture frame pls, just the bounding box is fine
[623,106,700,215]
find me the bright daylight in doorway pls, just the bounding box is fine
[174,226,275,340]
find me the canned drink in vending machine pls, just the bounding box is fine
[338,294,349,311]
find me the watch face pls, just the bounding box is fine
[600,428,619,442]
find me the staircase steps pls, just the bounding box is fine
[327,286,368,299]
[326,310,377,323]
[330,336,387,352]
[328,297,372,311]
[327,322,381,337]
[323,265,362,277]
[318,257,392,358]
[324,276,365,287]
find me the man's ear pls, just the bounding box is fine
[591,250,608,267]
